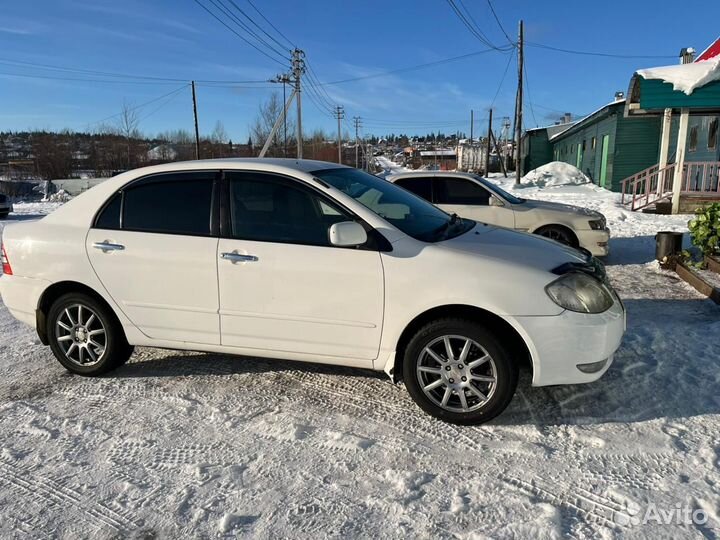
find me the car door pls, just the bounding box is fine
[86,171,221,345]
[433,176,515,228]
[217,171,384,362]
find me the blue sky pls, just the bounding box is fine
[1,0,719,142]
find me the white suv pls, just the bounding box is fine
[0,159,625,424]
[387,172,610,256]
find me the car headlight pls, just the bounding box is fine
[545,272,614,313]
[589,217,606,230]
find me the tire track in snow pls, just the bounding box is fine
[0,457,139,533]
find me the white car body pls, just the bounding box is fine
[387,171,611,256]
[0,159,625,419]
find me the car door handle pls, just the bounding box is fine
[221,252,258,263]
[92,241,125,252]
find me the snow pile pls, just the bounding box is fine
[43,189,72,203]
[520,161,591,188]
[637,57,720,95]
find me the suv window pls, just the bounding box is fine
[227,172,351,246]
[394,177,433,202]
[0,194,6,203]
[122,172,215,236]
[434,177,490,206]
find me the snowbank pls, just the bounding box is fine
[636,57,720,95]
[520,161,591,188]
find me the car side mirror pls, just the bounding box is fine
[329,221,368,247]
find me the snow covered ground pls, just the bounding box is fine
[0,186,719,539]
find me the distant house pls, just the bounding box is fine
[521,121,576,176]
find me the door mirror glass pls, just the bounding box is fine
[329,221,367,247]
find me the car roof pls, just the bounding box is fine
[386,171,478,182]
[141,157,348,175]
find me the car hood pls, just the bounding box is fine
[440,222,588,271]
[517,198,601,218]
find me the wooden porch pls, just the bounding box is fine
[621,161,720,212]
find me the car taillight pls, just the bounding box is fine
[1,244,12,275]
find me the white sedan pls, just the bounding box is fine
[0,159,625,425]
[387,171,610,256]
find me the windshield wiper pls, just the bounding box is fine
[431,213,461,239]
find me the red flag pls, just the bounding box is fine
[696,36,720,62]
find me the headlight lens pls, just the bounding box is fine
[545,272,614,313]
[589,217,606,230]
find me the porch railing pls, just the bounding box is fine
[681,161,720,195]
[621,161,720,211]
[620,163,675,211]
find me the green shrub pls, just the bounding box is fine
[688,202,720,258]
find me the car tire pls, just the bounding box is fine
[535,225,578,248]
[403,318,518,425]
[47,292,133,375]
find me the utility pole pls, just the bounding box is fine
[191,80,200,160]
[514,20,524,184]
[485,108,493,176]
[334,105,345,164]
[292,49,305,159]
[470,109,474,141]
[282,75,288,156]
[353,116,362,168]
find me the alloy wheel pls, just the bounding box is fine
[415,334,497,413]
[55,303,107,367]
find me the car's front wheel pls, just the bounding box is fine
[47,292,133,375]
[403,319,518,425]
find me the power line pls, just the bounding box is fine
[523,62,538,127]
[320,48,497,85]
[486,0,513,45]
[245,0,296,48]
[208,0,289,60]
[527,42,675,59]
[224,0,290,53]
[445,0,513,52]
[490,52,514,108]
[0,58,272,85]
[84,84,190,128]
[192,0,287,66]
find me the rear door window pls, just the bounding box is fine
[394,177,433,202]
[122,172,215,236]
[434,177,491,206]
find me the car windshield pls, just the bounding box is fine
[471,175,525,204]
[313,167,474,242]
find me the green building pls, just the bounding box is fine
[546,98,662,192]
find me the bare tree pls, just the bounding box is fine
[116,101,141,168]
[210,120,229,144]
[249,93,295,157]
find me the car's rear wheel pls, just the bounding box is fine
[535,225,578,248]
[47,292,133,375]
[403,318,518,425]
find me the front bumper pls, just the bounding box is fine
[514,296,626,386]
[576,228,610,257]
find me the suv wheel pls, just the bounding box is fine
[403,318,518,425]
[47,292,133,375]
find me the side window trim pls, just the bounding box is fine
[221,169,391,252]
[91,170,221,237]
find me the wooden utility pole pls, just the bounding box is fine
[334,105,344,164]
[491,131,508,177]
[353,116,362,168]
[191,81,200,160]
[470,109,474,141]
[292,49,305,159]
[514,20,524,184]
[485,109,493,175]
